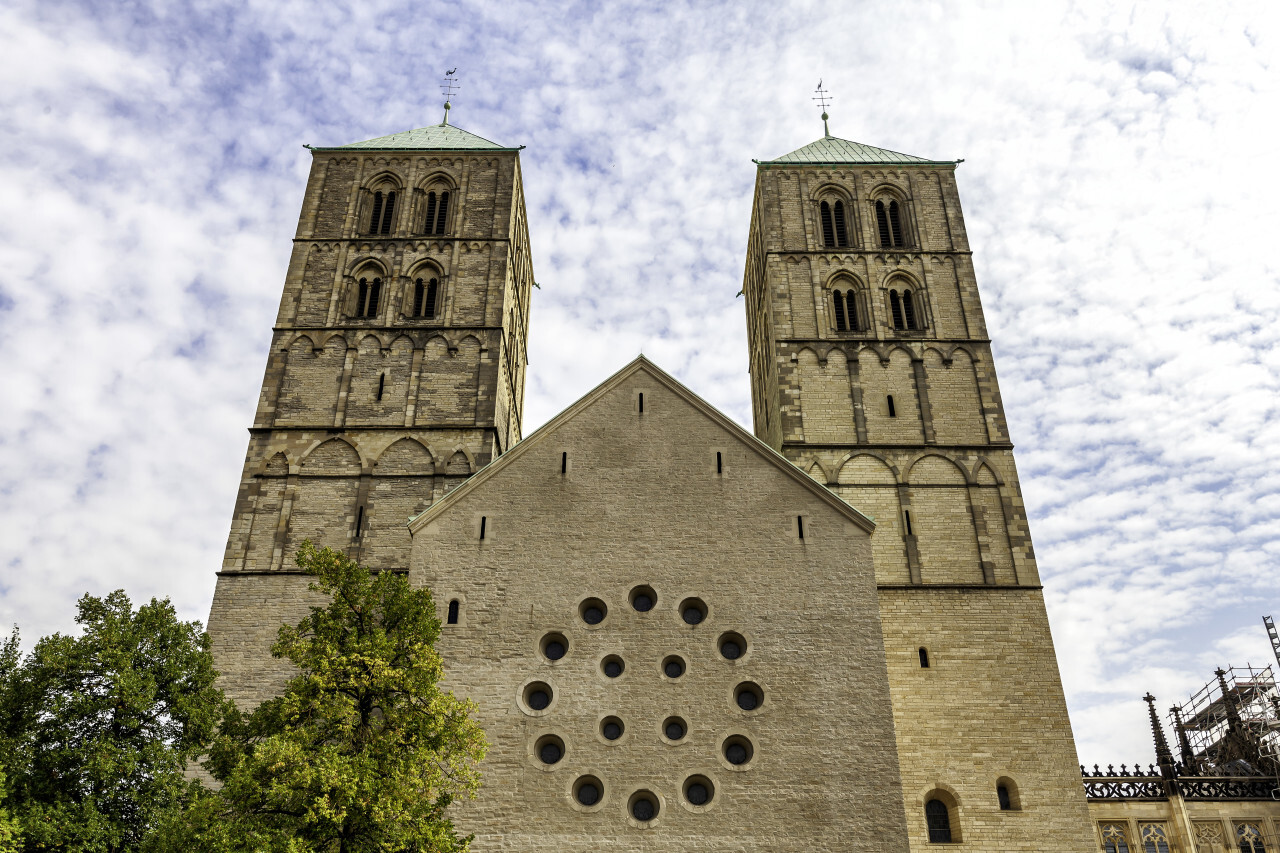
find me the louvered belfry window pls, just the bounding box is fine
[888,199,904,246]
[876,199,906,248]
[876,200,892,246]
[833,200,849,246]
[832,291,847,331]
[820,201,835,247]
[356,277,381,318]
[425,190,450,235]
[412,277,440,319]
[368,191,396,235]
[902,288,918,329]
[890,289,905,330]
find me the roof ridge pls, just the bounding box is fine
[758,134,958,166]
[307,123,522,152]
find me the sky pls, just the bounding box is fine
[1,0,1277,768]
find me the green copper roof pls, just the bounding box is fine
[307,122,521,152]
[757,134,957,166]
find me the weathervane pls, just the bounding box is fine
[812,80,831,137]
[440,68,459,126]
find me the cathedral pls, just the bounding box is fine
[206,110,1280,852]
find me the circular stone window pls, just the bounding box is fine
[683,774,715,809]
[521,681,554,713]
[630,585,656,612]
[600,716,625,742]
[579,597,607,627]
[662,716,687,742]
[735,681,764,712]
[661,655,686,679]
[723,734,754,768]
[540,632,568,662]
[718,631,747,661]
[679,597,708,625]
[534,734,564,766]
[573,775,603,808]
[628,790,660,824]
[601,655,625,679]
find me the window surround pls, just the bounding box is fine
[869,190,914,250]
[417,177,457,236]
[884,279,928,334]
[401,265,447,323]
[361,175,404,237]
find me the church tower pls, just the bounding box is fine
[741,123,1096,850]
[208,115,535,706]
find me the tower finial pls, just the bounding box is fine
[812,80,832,138]
[441,68,459,126]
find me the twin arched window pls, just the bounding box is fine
[368,191,396,235]
[355,276,382,318]
[889,288,921,331]
[876,199,906,248]
[424,190,450,236]
[820,200,850,248]
[412,277,440,319]
[831,289,859,332]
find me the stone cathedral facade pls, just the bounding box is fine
[208,119,1101,851]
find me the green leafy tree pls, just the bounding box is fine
[184,542,487,852]
[0,593,227,852]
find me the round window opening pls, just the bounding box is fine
[723,734,754,766]
[630,585,656,612]
[736,681,764,711]
[601,655,625,678]
[662,655,686,679]
[522,681,553,712]
[629,790,659,823]
[534,734,564,766]
[540,632,567,661]
[574,775,602,807]
[601,716,624,741]
[684,775,715,807]
[680,597,708,625]
[719,631,746,661]
[663,716,687,742]
[579,598,607,626]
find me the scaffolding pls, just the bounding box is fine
[1169,664,1280,778]
[1266,615,1279,668]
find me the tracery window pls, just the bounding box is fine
[368,190,397,235]
[876,198,907,248]
[820,200,850,248]
[1238,823,1269,853]
[1101,822,1132,853]
[412,277,440,319]
[1139,823,1171,853]
[355,276,381,318]
[924,798,952,843]
[424,190,451,235]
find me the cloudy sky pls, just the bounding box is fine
[1,0,1277,766]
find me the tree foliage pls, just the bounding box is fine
[183,542,487,852]
[0,592,226,852]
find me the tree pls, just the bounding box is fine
[0,592,227,852]
[185,542,487,852]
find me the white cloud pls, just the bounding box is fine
[0,0,1277,769]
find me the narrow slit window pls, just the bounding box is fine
[376,373,385,402]
[875,200,892,247]
[368,191,385,235]
[479,516,487,540]
[797,515,805,541]
[887,395,897,418]
[354,506,364,537]
[833,291,847,331]
[447,599,459,624]
[833,200,849,246]
[889,200,904,247]
[904,509,913,536]
[890,290,905,330]
[903,289,918,330]
[820,201,835,247]
[380,191,396,234]
[919,647,930,668]
[716,451,723,474]
[561,452,567,474]
[638,393,644,413]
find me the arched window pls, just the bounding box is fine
[1238,823,1268,853]
[820,201,835,247]
[843,289,858,329]
[355,277,382,318]
[996,784,1011,810]
[924,799,952,842]
[447,599,459,625]
[368,190,396,235]
[413,277,440,319]
[890,288,921,331]
[890,290,905,330]
[876,199,907,248]
[919,647,930,668]
[425,190,450,236]
[1100,823,1131,853]
[832,291,847,331]
[902,288,919,330]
